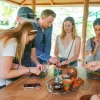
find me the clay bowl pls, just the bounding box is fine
[62,79,73,86]
[61,74,70,79]
[52,82,63,90]
[80,94,93,100]
[66,66,77,78]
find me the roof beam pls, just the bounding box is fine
[25,2,84,6]
[49,0,54,5]
[21,0,27,5]
[4,1,100,7]
[32,0,36,13]
[4,0,20,6]
[25,0,100,6]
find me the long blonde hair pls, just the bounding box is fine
[0,22,35,64]
[61,17,77,39]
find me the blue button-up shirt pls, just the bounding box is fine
[32,20,53,64]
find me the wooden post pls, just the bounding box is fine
[31,0,36,14]
[81,0,89,66]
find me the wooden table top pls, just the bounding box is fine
[0,65,100,100]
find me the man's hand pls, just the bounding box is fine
[86,61,100,71]
[36,62,45,71]
[49,57,60,65]
[29,67,41,75]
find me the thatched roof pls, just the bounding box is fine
[4,0,100,6]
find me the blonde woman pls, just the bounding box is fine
[0,22,41,89]
[55,17,81,66]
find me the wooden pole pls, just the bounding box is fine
[31,0,36,14]
[81,0,89,66]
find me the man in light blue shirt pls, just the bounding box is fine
[32,9,60,65]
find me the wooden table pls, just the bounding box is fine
[0,65,100,100]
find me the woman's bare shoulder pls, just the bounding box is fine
[75,35,81,41]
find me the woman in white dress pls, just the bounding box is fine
[0,22,41,89]
[55,17,81,66]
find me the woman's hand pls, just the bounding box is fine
[94,38,99,47]
[49,57,60,64]
[86,61,100,71]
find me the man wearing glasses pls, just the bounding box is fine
[32,9,60,65]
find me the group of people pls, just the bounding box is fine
[0,6,100,100]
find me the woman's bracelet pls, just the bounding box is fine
[17,64,20,70]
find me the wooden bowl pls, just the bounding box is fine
[80,94,92,100]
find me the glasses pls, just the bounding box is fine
[42,34,46,44]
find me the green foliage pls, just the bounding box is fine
[87,22,95,39]
[0,1,18,28]
[0,2,16,18]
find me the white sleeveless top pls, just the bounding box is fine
[57,35,76,59]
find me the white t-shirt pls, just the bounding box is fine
[0,39,17,86]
